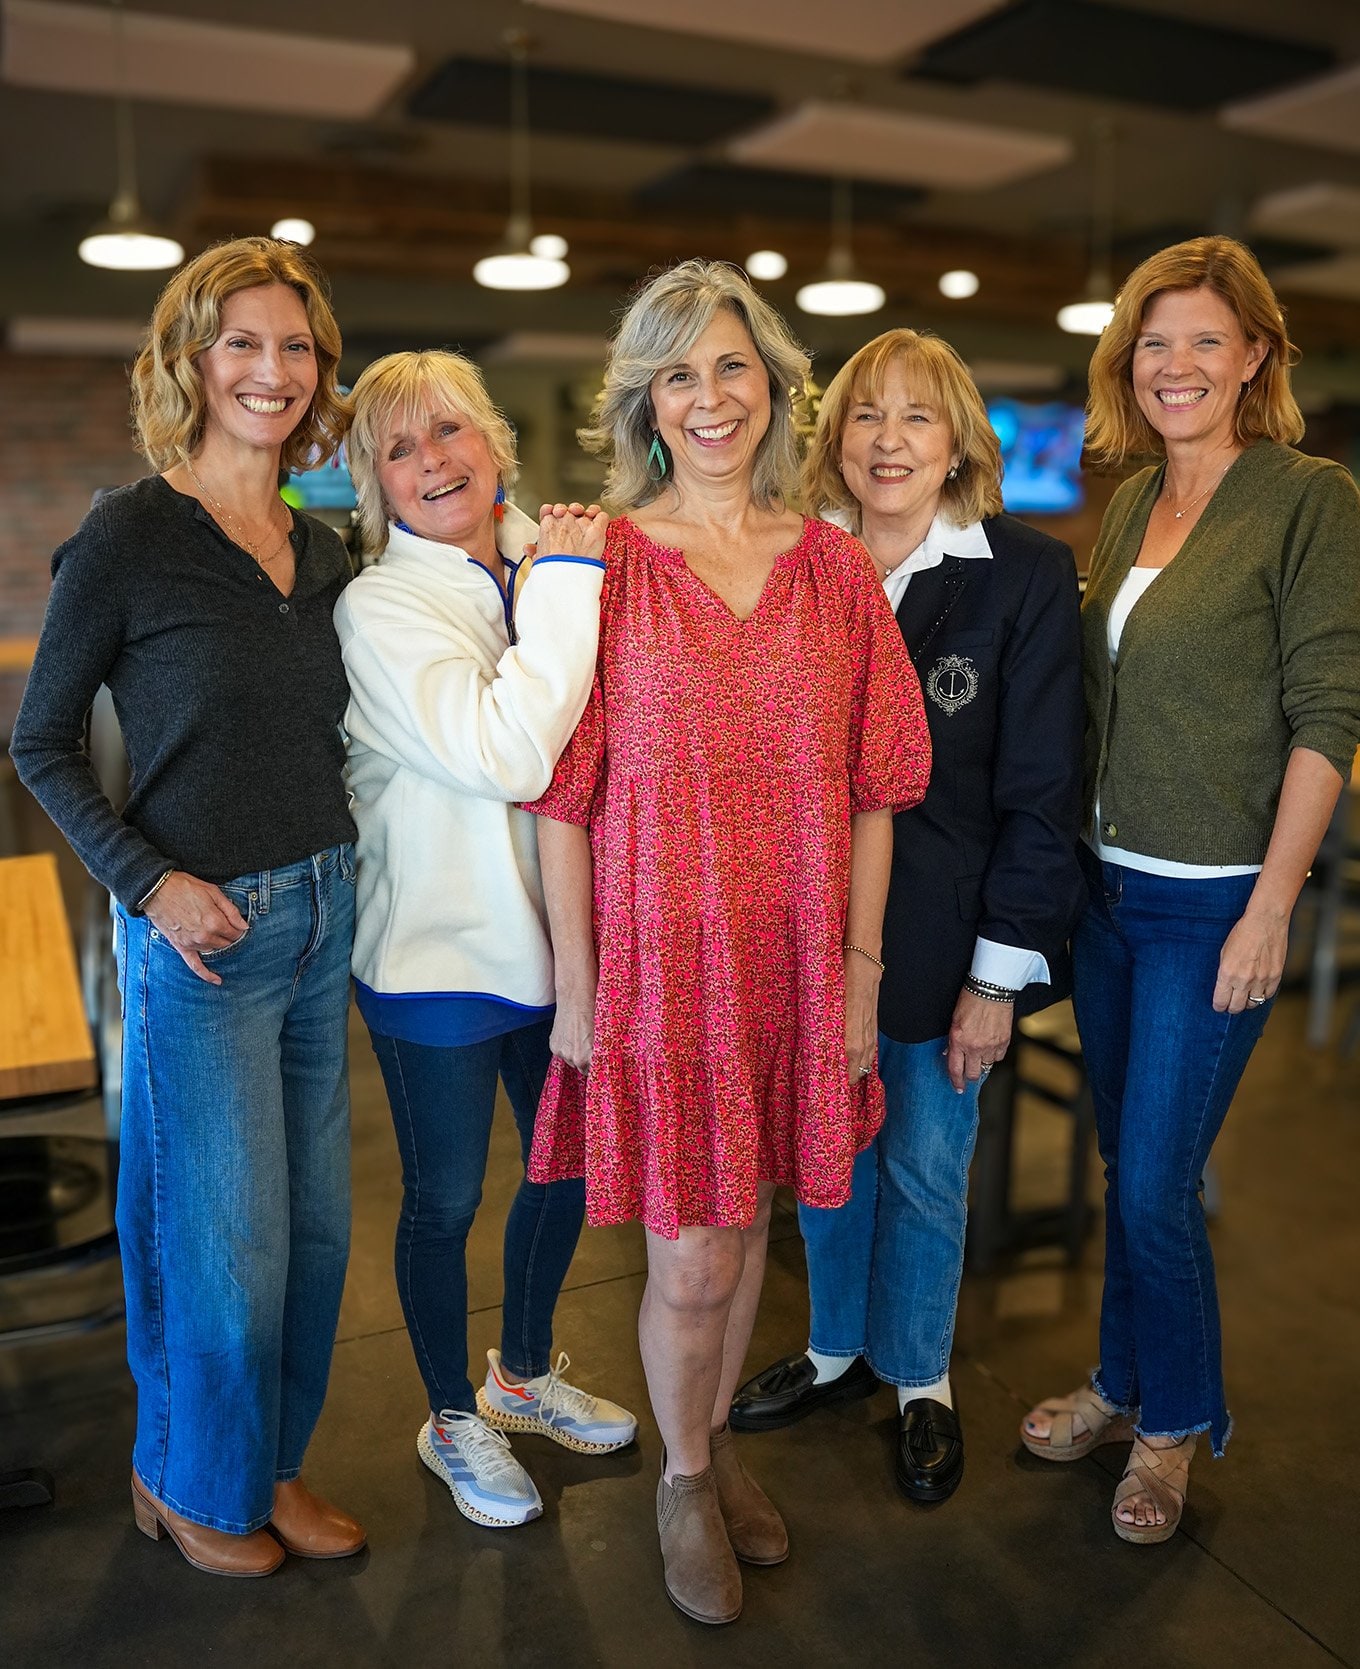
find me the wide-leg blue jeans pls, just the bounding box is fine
[114,845,355,1533]
[366,1021,586,1416]
[800,1033,982,1386]
[1072,844,1273,1456]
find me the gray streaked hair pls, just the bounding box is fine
[579,258,811,512]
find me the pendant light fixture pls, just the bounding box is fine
[78,0,184,272]
[1057,122,1116,336]
[473,31,569,292]
[796,178,884,318]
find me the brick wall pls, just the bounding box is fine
[0,351,144,735]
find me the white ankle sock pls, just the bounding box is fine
[899,1374,952,1413]
[806,1348,854,1384]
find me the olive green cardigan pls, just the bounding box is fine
[1082,439,1360,865]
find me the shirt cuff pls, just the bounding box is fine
[971,937,1050,992]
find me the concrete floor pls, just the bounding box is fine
[2,989,1358,1669]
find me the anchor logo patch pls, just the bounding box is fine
[926,653,979,716]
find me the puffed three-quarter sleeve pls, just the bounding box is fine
[839,538,932,815]
[520,656,606,828]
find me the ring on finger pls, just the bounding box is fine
[1247,993,1268,1006]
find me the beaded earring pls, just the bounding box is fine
[493,482,506,522]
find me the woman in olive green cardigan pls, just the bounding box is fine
[1018,237,1360,1543]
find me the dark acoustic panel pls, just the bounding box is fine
[914,0,1334,111]
[1111,225,1334,273]
[637,164,925,223]
[408,58,774,146]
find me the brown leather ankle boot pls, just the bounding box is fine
[656,1464,742,1624]
[271,1478,367,1558]
[131,1472,284,1577]
[709,1423,788,1565]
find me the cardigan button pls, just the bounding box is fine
[1103,821,1118,839]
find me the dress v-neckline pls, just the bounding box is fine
[622,515,809,625]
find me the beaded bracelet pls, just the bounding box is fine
[963,973,1019,1004]
[844,941,886,973]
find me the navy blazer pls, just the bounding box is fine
[879,513,1086,1045]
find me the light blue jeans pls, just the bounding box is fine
[800,1033,982,1387]
[114,845,355,1533]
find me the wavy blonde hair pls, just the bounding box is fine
[803,328,1004,531]
[131,236,346,474]
[345,350,520,556]
[1085,235,1304,465]
[579,258,810,512]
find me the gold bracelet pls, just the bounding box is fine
[843,941,885,973]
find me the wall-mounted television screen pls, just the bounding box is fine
[286,447,357,513]
[987,399,1086,515]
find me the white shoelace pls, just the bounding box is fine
[433,1410,530,1489]
[535,1352,600,1427]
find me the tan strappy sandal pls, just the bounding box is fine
[1111,1433,1196,1545]
[1020,1385,1138,1461]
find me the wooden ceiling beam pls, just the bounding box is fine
[181,155,1360,346]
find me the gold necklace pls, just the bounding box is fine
[187,461,292,565]
[1163,459,1232,521]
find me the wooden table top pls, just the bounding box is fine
[0,637,39,675]
[0,853,97,1102]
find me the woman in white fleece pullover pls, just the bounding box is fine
[336,351,636,1530]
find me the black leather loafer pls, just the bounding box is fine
[729,1352,879,1432]
[895,1398,964,1502]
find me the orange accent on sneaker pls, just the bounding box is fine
[491,1363,536,1402]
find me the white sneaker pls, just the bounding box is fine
[477,1349,639,1454]
[417,1409,543,1528]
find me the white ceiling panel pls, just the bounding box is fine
[1250,184,1360,251]
[728,102,1072,191]
[524,0,1005,64]
[1221,63,1360,157]
[1271,252,1360,302]
[1,0,414,120]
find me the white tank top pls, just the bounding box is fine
[1092,566,1262,878]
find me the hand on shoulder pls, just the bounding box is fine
[537,502,609,563]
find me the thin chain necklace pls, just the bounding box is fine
[186,460,292,566]
[1163,458,1233,521]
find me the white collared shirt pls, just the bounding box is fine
[880,512,992,613]
[825,507,1049,996]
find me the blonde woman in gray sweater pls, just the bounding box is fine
[1020,237,1360,1543]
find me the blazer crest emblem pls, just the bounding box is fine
[926,653,979,716]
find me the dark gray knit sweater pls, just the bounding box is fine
[10,474,357,908]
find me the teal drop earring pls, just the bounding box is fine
[647,430,668,481]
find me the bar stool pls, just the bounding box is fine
[966,1001,1094,1274]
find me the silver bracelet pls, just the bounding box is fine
[136,869,174,913]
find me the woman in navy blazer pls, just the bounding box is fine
[731,328,1085,1502]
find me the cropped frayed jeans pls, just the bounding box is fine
[114,845,355,1534]
[366,1021,586,1416]
[1072,844,1273,1456]
[800,1033,982,1386]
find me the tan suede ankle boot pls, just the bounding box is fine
[710,1423,788,1565]
[656,1464,742,1624]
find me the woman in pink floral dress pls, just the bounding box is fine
[526,260,930,1624]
